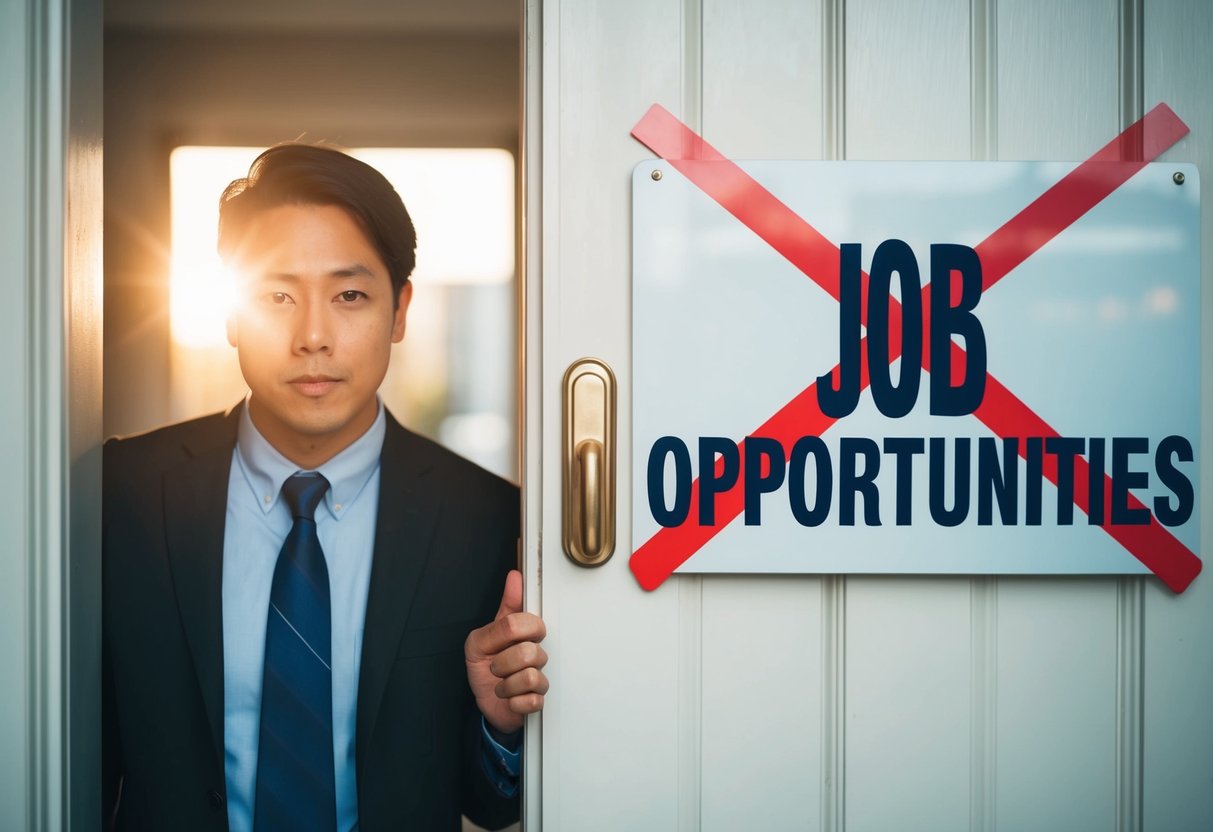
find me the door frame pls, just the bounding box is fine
[0,0,103,828]
[521,0,544,827]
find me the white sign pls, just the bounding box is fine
[631,160,1200,590]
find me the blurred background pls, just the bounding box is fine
[104,0,522,481]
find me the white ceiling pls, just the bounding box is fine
[105,0,520,35]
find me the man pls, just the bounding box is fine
[103,144,547,831]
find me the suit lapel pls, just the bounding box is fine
[163,406,241,769]
[356,415,442,774]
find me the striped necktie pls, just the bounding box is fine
[254,472,337,831]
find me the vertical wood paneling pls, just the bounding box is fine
[996,0,1121,158]
[702,0,825,157]
[1116,4,1146,793]
[821,6,847,828]
[993,1,1123,828]
[1142,1,1213,829]
[1118,0,1144,129]
[676,7,704,830]
[970,3,1000,829]
[542,1,684,829]
[995,581,1119,830]
[842,2,974,830]
[697,3,828,829]
[1115,19,1147,831]
[969,577,999,832]
[971,0,999,160]
[1115,577,1145,832]
[821,574,846,832]
[845,0,972,160]
[847,578,973,832]
[822,0,846,161]
[676,576,703,832]
[700,578,824,832]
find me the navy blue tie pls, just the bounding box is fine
[254,473,337,832]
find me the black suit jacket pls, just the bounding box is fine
[102,404,520,831]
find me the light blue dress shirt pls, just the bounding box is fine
[221,400,521,832]
[222,401,384,832]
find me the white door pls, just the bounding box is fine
[523,1,1213,830]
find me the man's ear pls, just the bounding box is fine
[391,280,413,343]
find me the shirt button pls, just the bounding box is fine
[207,789,224,809]
[334,503,343,512]
[263,495,271,504]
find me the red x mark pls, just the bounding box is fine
[629,103,1199,593]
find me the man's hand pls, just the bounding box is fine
[465,570,549,734]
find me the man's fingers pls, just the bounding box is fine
[493,667,550,699]
[494,569,523,620]
[467,611,546,658]
[507,693,545,715]
[490,642,549,678]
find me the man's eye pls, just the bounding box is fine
[269,292,291,304]
[338,290,366,303]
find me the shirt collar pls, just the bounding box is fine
[235,397,386,521]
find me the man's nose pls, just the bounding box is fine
[292,298,332,354]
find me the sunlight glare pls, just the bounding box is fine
[170,146,261,348]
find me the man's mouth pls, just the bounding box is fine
[289,374,341,397]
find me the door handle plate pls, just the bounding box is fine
[563,358,616,566]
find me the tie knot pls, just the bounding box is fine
[281,473,330,520]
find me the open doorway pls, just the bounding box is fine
[102,2,524,830]
[103,0,522,479]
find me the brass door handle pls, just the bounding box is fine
[563,359,615,566]
[577,439,603,557]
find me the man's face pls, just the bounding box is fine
[226,203,410,465]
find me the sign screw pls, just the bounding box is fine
[1173,171,1185,185]
[651,169,663,181]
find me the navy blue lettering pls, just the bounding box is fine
[868,239,922,419]
[1025,437,1043,526]
[1087,438,1106,526]
[883,437,924,525]
[839,438,881,526]
[648,436,692,527]
[817,243,864,418]
[744,437,787,526]
[1154,435,1194,527]
[928,437,970,526]
[1045,437,1085,525]
[977,437,1018,525]
[788,436,832,527]
[928,244,986,416]
[1111,437,1150,525]
[698,437,740,526]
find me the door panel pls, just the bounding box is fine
[701,577,824,832]
[841,4,974,829]
[995,581,1119,830]
[534,1,685,828]
[1142,2,1213,829]
[528,1,1213,829]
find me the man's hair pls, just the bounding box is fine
[217,144,417,304]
